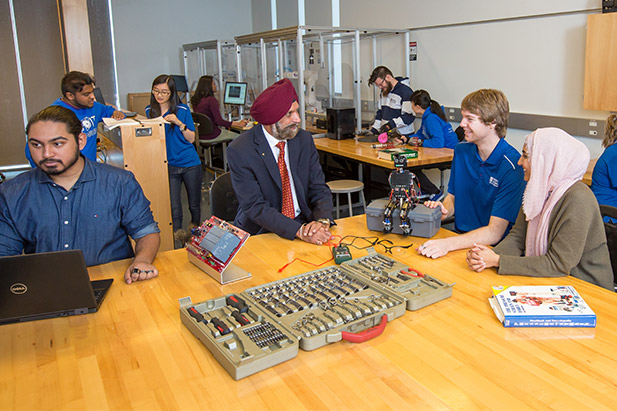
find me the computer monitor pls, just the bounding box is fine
[171,75,189,93]
[93,87,106,104]
[223,82,248,105]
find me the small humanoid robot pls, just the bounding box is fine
[383,154,421,235]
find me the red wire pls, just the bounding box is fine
[277,234,341,272]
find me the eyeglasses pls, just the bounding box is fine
[373,78,387,88]
[152,89,171,96]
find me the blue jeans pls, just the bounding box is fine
[168,164,202,231]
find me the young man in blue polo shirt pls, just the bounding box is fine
[25,71,125,166]
[418,89,525,259]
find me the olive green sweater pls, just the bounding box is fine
[493,182,613,290]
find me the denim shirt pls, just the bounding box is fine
[0,157,159,266]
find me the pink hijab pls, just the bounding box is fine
[523,128,590,256]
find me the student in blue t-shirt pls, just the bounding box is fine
[397,90,458,149]
[591,114,617,217]
[418,89,525,259]
[146,75,201,238]
[25,71,125,166]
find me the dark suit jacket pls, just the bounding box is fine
[227,126,333,239]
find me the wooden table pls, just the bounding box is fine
[313,137,454,170]
[3,216,617,410]
[314,137,454,199]
[583,158,598,186]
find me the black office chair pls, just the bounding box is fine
[192,112,214,139]
[192,112,225,179]
[600,205,617,291]
[209,172,239,222]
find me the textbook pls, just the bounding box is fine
[377,148,418,161]
[489,285,596,328]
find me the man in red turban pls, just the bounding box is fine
[227,79,334,244]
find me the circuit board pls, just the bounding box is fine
[186,216,250,274]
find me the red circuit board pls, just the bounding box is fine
[186,216,250,274]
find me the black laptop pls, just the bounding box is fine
[0,250,113,325]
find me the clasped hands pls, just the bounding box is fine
[466,244,500,272]
[296,221,331,245]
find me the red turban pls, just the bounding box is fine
[250,79,298,125]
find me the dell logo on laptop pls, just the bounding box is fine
[10,283,27,294]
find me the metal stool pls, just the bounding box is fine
[326,180,366,219]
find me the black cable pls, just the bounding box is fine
[339,235,413,254]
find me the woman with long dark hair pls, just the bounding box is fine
[146,74,201,239]
[399,89,458,149]
[191,75,247,140]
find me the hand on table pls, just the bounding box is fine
[124,261,159,284]
[416,238,451,259]
[296,221,331,245]
[466,244,500,272]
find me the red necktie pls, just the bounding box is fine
[276,141,294,218]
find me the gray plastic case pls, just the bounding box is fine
[366,198,441,238]
[341,249,454,311]
[179,252,451,380]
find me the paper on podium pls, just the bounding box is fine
[103,116,169,130]
[102,118,138,129]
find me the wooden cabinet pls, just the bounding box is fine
[584,13,617,111]
[127,93,152,116]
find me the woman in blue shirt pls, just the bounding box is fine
[146,75,201,237]
[399,90,458,149]
[591,114,617,213]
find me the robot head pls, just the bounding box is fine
[393,154,408,168]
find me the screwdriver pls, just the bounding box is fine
[226,294,248,313]
[231,310,251,326]
[211,316,231,335]
[187,307,205,322]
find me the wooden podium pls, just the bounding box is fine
[99,118,173,251]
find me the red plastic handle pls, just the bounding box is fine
[341,314,388,343]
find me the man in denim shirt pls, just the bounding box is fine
[0,106,160,284]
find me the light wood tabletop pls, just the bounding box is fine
[2,215,617,410]
[313,137,454,170]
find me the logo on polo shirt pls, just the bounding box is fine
[489,176,499,188]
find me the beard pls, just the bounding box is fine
[37,149,80,176]
[272,120,300,140]
[381,82,393,97]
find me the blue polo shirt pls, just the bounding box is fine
[448,139,525,234]
[411,106,458,149]
[145,103,199,168]
[591,143,617,208]
[0,157,159,267]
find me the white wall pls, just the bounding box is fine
[296,0,608,156]
[111,0,252,108]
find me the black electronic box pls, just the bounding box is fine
[326,107,355,140]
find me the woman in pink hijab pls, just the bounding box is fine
[466,127,613,290]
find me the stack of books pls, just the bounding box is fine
[489,285,596,328]
[377,148,418,161]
